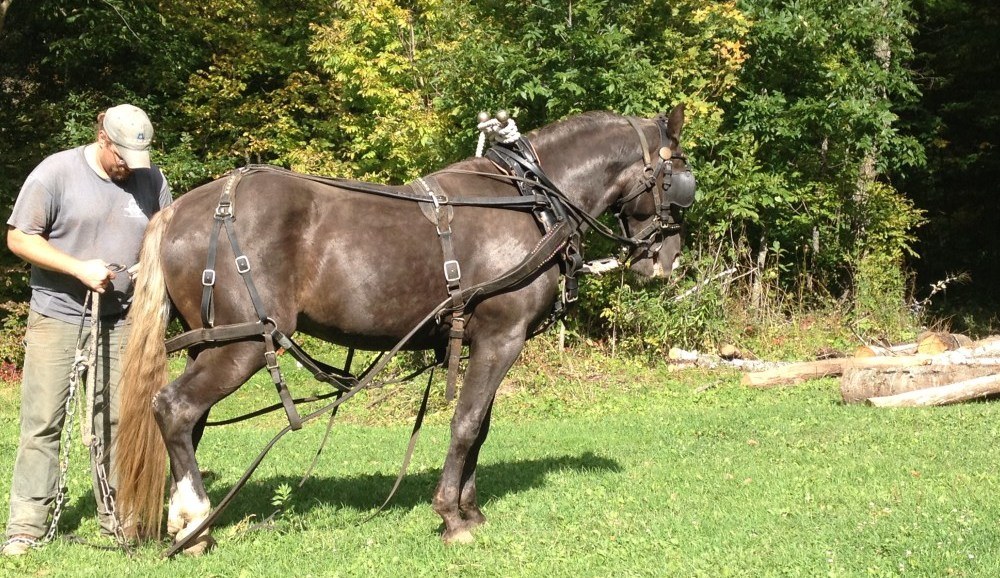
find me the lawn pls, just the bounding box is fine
[1,340,998,577]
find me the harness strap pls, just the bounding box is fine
[198,167,302,430]
[486,141,584,303]
[487,143,562,212]
[263,329,301,430]
[222,216,268,323]
[165,321,268,353]
[201,168,246,326]
[270,330,358,393]
[415,177,466,402]
[80,292,99,447]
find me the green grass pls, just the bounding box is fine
[1,339,999,577]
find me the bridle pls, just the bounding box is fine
[617,115,696,253]
[478,114,695,252]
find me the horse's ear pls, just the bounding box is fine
[665,103,685,140]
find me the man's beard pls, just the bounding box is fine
[108,164,132,183]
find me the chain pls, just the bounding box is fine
[91,438,133,555]
[39,287,132,555]
[40,349,85,544]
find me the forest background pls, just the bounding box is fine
[0,0,998,370]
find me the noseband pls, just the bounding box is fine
[619,115,696,248]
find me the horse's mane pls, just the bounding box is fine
[533,111,622,142]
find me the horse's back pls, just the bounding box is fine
[160,168,557,348]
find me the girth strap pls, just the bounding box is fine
[415,176,465,402]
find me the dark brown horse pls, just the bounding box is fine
[114,106,694,553]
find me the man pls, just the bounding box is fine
[2,104,172,555]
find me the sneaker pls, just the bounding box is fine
[1,534,38,556]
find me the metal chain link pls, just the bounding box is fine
[91,438,132,554]
[40,350,85,544]
[39,288,132,555]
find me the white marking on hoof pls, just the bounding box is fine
[167,475,210,539]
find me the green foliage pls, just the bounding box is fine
[696,0,925,297]
[0,301,28,382]
[0,0,944,364]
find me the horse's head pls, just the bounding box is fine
[616,104,695,278]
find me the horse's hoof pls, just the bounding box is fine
[182,534,216,556]
[443,529,475,545]
[462,510,487,527]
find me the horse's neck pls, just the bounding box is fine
[532,118,638,216]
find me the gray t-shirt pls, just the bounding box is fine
[7,145,172,323]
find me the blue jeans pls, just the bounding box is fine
[5,309,128,539]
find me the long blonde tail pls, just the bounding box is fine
[114,204,175,540]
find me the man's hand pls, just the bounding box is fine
[7,227,116,292]
[74,259,116,293]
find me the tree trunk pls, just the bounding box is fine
[841,364,999,404]
[0,0,12,36]
[867,373,1000,407]
[741,355,937,387]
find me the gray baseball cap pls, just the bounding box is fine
[103,104,154,169]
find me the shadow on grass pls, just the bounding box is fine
[210,451,620,527]
[50,451,619,538]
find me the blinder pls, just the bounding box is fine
[619,114,696,245]
[664,164,696,209]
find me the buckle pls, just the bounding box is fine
[443,260,461,283]
[264,350,279,371]
[201,269,216,286]
[235,255,251,274]
[214,201,232,219]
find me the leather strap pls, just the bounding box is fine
[415,177,466,402]
[196,167,302,430]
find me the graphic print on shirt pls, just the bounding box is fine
[123,197,147,219]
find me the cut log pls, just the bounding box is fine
[866,373,1000,407]
[742,337,1000,388]
[741,355,936,388]
[916,331,971,354]
[841,364,1000,404]
[718,344,741,360]
[854,343,918,357]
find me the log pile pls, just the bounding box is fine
[739,332,1000,407]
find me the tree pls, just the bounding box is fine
[900,0,1000,319]
[698,0,925,329]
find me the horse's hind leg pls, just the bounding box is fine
[433,328,524,544]
[154,342,264,551]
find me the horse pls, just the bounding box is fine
[113,105,695,554]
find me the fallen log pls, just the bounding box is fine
[916,331,972,354]
[840,364,1000,403]
[866,372,1000,407]
[742,338,1000,388]
[853,343,917,357]
[741,355,935,387]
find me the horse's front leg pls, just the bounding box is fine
[433,328,524,544]
[457,398,494,527]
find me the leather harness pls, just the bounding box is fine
[166,115,692,425]
[156,116,694,558]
